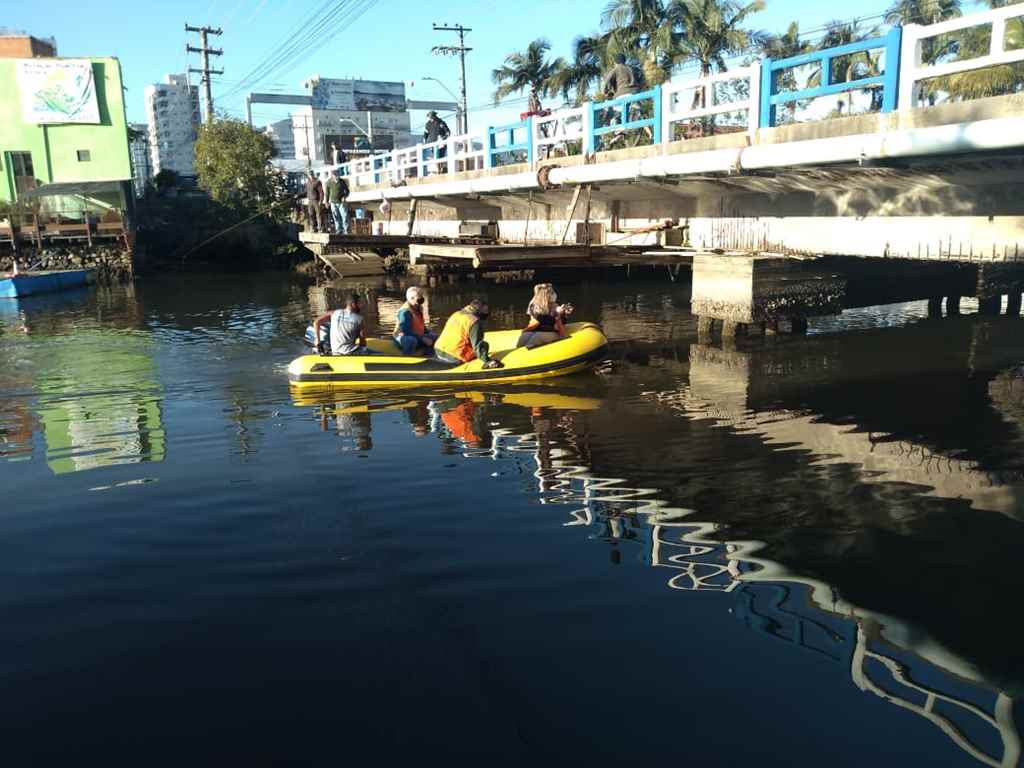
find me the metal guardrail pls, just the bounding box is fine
[328,3,1023,191]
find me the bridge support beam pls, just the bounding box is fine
[947,295,962,316]
[927,297,943,318]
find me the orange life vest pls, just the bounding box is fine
[435,306,479,362]
[441,401,481,446]
[393,302,426,337]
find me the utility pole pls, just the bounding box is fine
[185,24,223,124]
[432,23,471,135]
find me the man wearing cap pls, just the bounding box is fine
[423,111,451,144]
[393,286,438,355]
[435,297,503,369]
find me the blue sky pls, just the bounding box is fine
[2,0,991,134]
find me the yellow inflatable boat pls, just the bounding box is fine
[288,321,608,389]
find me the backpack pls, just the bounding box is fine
[338,178,350,198]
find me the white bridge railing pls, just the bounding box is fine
[532,106,588,159]
[661,64,761,141]
[899,4,1024,107]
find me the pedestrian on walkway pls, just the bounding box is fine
[325,170,350,235]
[305,170,324,232]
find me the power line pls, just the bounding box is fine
[219,0,379,102]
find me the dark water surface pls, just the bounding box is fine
[3,273,1024,765]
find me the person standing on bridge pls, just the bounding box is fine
[393,286,438,355]
[305,170,324,233]
[602,54,641,99]
[325,170,349,235]
[423,111,451,144]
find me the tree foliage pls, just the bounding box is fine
[491,38,565,103]
[193,118,283,215]
[492,0,1024,115]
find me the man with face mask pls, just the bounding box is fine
[435,297,503,369]
[393,285,438,355]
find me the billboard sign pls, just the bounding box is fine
[17,59,100,124]
[309,78,406,113]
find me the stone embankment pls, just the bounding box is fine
[1,244,134,283]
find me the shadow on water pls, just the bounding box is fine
[3,274,1024,764]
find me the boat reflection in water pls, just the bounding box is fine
[295,338,1023,767]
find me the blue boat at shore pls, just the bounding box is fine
[0,269,92,299]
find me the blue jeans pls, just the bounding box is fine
[394,332,437,355]
[330,202,348,234]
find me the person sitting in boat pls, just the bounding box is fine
[435,297,504,369]
[312,292,373,356]
[517,283,573,349]
[393,286,438,355]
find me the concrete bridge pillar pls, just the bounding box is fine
[1007,292,1022,316]
[690,253,844,337]
[927,297,943,318]
[947,295,962,316]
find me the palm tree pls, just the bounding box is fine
[666,0,767,106]
[758,21,812,60]
[549,33,611,105]
[884,0,961,26]
[491,38,564,105]
[601,0,678,84]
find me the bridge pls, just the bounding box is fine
[308,4,1024,330]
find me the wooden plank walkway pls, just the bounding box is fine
[409,243,593,269]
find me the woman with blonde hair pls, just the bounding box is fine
[517,283,573,349]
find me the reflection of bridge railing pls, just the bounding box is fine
[453,408,1022,767]
[852,623,1021,768]
[333,3,1024,193]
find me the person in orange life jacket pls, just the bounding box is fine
[435,297,503,369]
[517,282,573,349]
[393,285,438,355]
[440,400,483,448]
[312,292,372,356]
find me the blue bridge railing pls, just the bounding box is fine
[759,27,902,128]
[488,119,533,167]
[588,87,663,153]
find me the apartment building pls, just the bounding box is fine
[144,74,200,178]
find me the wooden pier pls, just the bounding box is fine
[296,230,696,278]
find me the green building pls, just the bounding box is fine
[0,56,133,212]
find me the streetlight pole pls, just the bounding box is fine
[432,23,472,135]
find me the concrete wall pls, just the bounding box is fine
[0,57,132,202]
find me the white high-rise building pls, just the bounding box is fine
[144,74,200,178]
[128,122,152,197]
[264,118,295,159]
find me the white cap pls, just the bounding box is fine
[406,286,423,302]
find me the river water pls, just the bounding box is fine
[2,272,1023,765]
